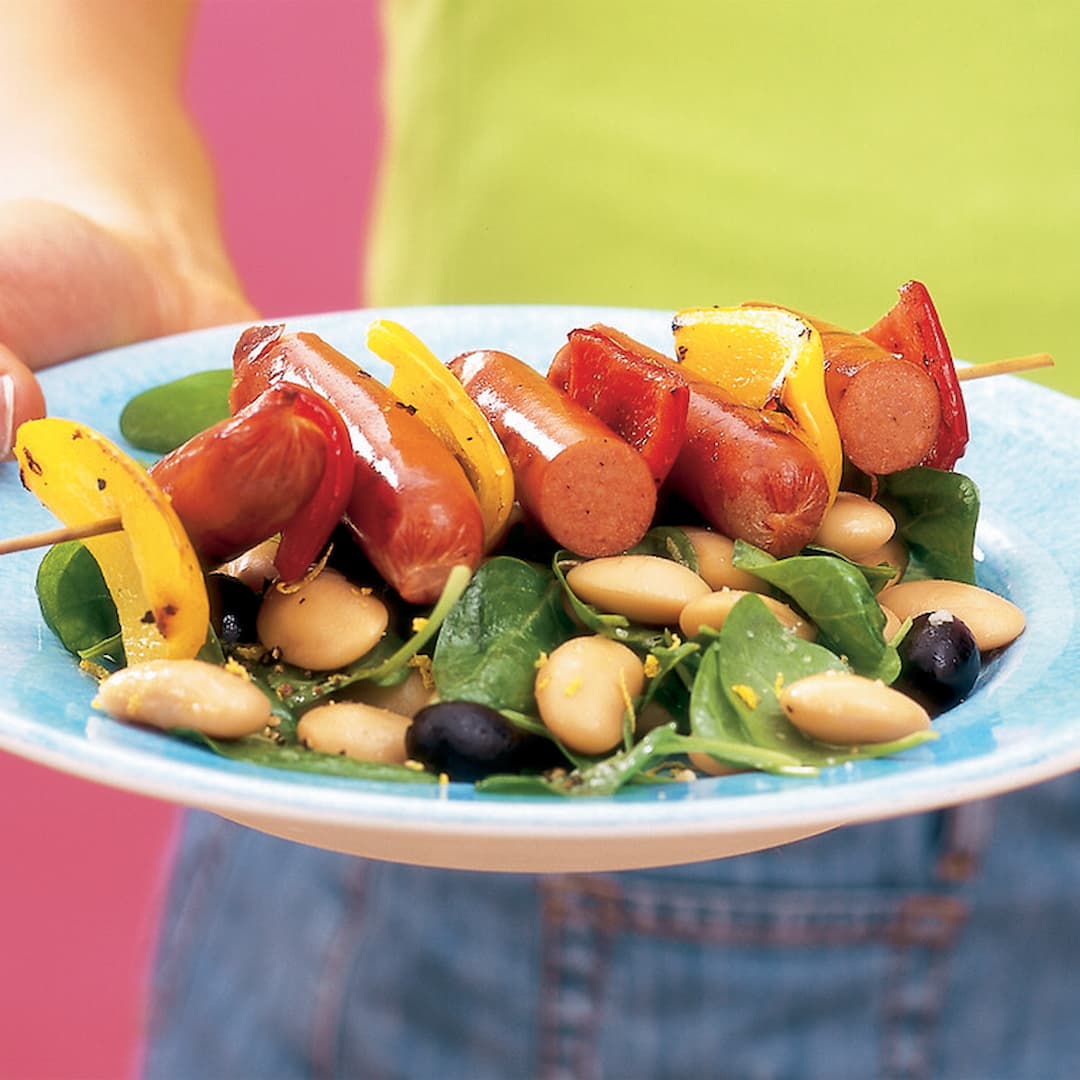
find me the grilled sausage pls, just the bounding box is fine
[149,384,329,565]
[666,379,830,556]
[448,349,656,557]
[232,325,484,604]
[812,318,941,476]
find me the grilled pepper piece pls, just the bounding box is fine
[550,324,690,486]
[15,419,209,663]
[366,319,514,549]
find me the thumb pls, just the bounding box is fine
[0,345,45,460]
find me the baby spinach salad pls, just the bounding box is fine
[27,326,1020,799]
[42,525,943,794]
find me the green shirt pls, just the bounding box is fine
[367,1,1078,395]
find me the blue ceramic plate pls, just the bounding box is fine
[1,306,1077,872]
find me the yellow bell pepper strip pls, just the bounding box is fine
[366,319,515,549]
[14,418,209,664]
[670,305,843,502]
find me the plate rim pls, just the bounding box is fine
[2,303,1079,864]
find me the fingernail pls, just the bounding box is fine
[0,374,14,459]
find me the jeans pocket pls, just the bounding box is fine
[538,873,969,1080]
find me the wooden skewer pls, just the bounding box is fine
[0,352,1059,558]
[956,352,1054,382]
[0,516,123,556]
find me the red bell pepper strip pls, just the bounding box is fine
[863,280,969,470]
[271,383,354,581]
[549,325,690,486]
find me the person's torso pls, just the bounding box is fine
[367,0,1078,390]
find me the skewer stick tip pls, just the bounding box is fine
[0,516,123,556]
[957,353,1055,382]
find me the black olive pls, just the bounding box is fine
[406,701,563,782]
[894,610,981,717]
[207,573,261,645]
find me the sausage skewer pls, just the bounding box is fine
[0,350,1054,557]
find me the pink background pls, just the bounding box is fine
[0,4,384,1077]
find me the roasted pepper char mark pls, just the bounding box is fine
[449,349,657,558]
[231,325,484,605]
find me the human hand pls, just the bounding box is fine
[0,0,260,457]
[0,198,255,457]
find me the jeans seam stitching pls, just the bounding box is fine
[309,859,375,1080]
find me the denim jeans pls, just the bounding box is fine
[144,772,1080,1080]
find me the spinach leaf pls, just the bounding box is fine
[626,526,699,572]
[733,541,900,682]
[479,723,680,796]
[689,636,751,743]
[172,729,438,784]
[119,369,233,453]
[713,594,934,766]
[432,557,575,713]
[36,541,124,662]
[246,632,405,715]
[687,636,819,774]
[637,639,701,732]
[801,545,899,594]
[478,722,814,796]
[878,467,979,584]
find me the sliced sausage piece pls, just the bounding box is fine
[232,326,484,605]
[552,325,690,487]
[448,349,656,557]
[665,380,830,557]
[149,384,328,565]
[812,317,941,476]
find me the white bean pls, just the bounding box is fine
[535,636,645,755]
[339,668,435,718]
[94,659,272,739]
[778,670,931,744]
[813,492,896,560]
[879,579,1024,651]
[565,554,710,625]
[678,527,765,592]
[880,603,903,644]
[687,752,743,777]
[857,535,908,587]
[678,589,815,641]
[297,701,411,764]
[257,568,389,671]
